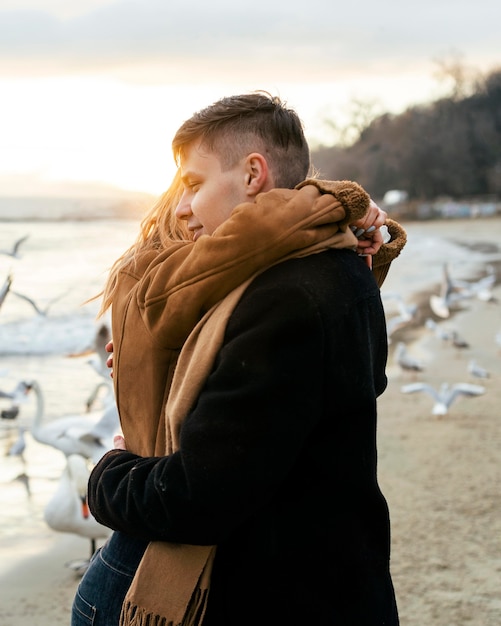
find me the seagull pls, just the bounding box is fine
[44,453,112,565]
[452,264,497,303]
[21,380,120,464]
[429,263,473,319]
[10,289,69,317]
[429,264,456,319]
[450,330,470,352]
[467,359,490,380]
[400,381,485,416]
[394,342,424,374]
[0,234,29,258]
[0,273,13,311]
[383,292,418,341]
[424,318,453,343]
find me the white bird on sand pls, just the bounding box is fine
[44,453,112,563]
[452,264,497,303]
[467,359,490,380]
[383,292,418,341]
[21,380,119,464]
[450,330,470,352]
[424,318,453,344]
[394,342,424,374]
[0,234,29,259]
[400,381,485,416]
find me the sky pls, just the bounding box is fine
[0,0,500,196]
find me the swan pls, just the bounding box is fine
[22,380,120,464]
[44,453,112,559]
[67,322,113,411]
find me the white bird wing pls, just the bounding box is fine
[0,235,29,257]
[400,382,439,400]
[429,295,450,319]
[12,235,29,256]
[11,291,45,315]
[87,403,120,441]
[449,383,486,400]
[34,413,108,460]
[0,273,13,308]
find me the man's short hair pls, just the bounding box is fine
[172,92,311,188]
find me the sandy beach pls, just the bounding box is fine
[1,217,500,626]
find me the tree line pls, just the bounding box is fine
[311,67,501,206]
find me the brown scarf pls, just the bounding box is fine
[119,183,407,626]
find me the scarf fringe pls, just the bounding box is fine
[120,588,209,626]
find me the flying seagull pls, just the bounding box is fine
[400,381,485,416]
[0,235,29,258]
[10,289,69,317]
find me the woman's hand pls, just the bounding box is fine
[105,340,114,377]
[351,199,388,260]
[113,434,127,450]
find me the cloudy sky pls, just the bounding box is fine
[1,0,500,195]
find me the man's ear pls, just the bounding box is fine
[244,153,269,195]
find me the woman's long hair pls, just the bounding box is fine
[98,170,189,316]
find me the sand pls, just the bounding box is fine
[1,217,500,626]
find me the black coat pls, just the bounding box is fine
[89,249,399,625]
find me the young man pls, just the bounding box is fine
[86,93,403,626]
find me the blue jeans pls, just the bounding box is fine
[71,531,148,626]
